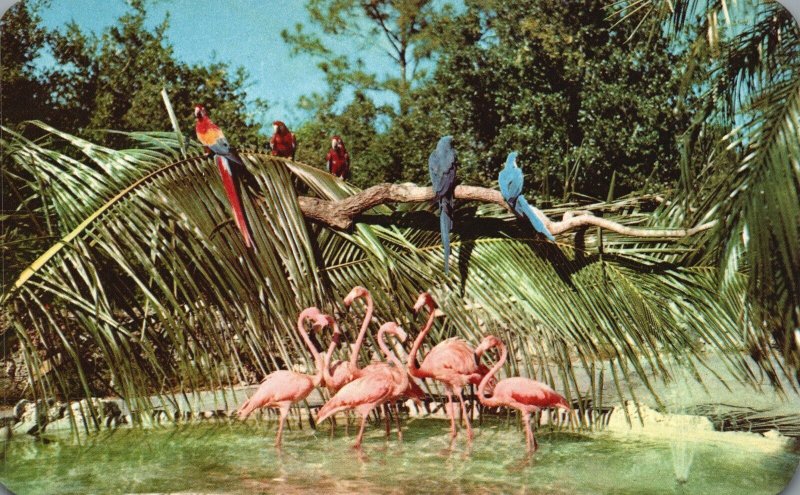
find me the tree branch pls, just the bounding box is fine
[295,183,716,237]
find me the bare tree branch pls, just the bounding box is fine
[294,182,717,237]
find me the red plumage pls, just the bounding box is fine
[475,335,571,452]
[326,136,350,178]
[270,120,297,159]
[215,156,253,248]
[194,105,254,249]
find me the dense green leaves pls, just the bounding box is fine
[1,126,768,426]
[1,1,266,146]
[615,0,800,381]
[289,0,695,199]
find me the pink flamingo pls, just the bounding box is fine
[475,335,571,452]
[320,286,373,393]
[316,322,409,449]
[343,287,426,402]
[237,307,336,446]
[320,287,425,439]
[406,292,490,441]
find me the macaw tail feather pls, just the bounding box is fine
[516,196,555,242]
[215,155,255,249]
[440,196,454,274]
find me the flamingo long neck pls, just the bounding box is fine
[349,292,373,369]
[311,354,324,387]
[378,327,409,392]
[322,320,340,386]
[478,341,506,407]
[297,308,322,366]
[407,302,436,378]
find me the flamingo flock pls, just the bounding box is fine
[237,288,571,452]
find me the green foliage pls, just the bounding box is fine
[0,1,51,126]
[0,1,268,287]
[609,0,800,381]
[1,1,266,146]
[1,125,764,423]
[289,0,695,200]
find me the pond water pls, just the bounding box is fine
[1,418,797,494]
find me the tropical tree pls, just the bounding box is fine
[288,0,698,199]
[1,122,762,426]
[611,0,800,382]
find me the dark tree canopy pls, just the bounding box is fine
[1,1,266,146]
[288,0,697,199]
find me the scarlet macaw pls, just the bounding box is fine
[326,135,350,179]
[270,121,297,160]
[498,152,555,241]
[194,104,254,248]
[428,136,457,274]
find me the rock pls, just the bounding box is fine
[12,400,48,436]
[763,429,784,440]
[69,398,104,429]
[13,399,30,420]
[47,402,67,422]
[606,401,715,435]
[47,398,127,431]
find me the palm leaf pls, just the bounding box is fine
[1,125,766,429]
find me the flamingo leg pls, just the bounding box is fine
[522,411,537,452]
[354,411,369,449]
[383,404,392,438]
[275,404,290,447]
[393,403,403,441]
[457,389,474,441]
[444,388,457,438]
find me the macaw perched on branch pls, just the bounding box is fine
[270,121,297,160]
[428,136,458,274]
[194,104,254,249]
[326,135,350,179]
[499,152,555,242]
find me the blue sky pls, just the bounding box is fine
[36,0,400,128]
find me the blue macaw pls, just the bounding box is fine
[428,136,458,274]
[499,152,555,242]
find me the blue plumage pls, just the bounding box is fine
[499,152,555,242]
[429,136,457,274]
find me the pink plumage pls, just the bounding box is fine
[407,292,489,441]
[475,335,571,453]
[236,307,335,447]
[317,322,408,449]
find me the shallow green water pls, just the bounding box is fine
[1,419,797,494]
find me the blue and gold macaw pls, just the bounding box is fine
[499,152,555,241]
[428,136,458,274]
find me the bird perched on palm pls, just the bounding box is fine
[498,152,555,241]
[270,120,297,160]
[326,135,350,179]
[428,136,458,274]
[194,104,254,248]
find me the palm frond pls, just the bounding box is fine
[1,125,768,429]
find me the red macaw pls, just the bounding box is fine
[194,104,254,249]
[270,120,297,160]
[326,135,350,179]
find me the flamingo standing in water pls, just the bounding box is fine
[237,307,336,446]
[475,335,571,452]
[319,287,424,439]
[321,286,374,393]
[317,322,409,449]
[344,287,426,399]
[407,292,490,441]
